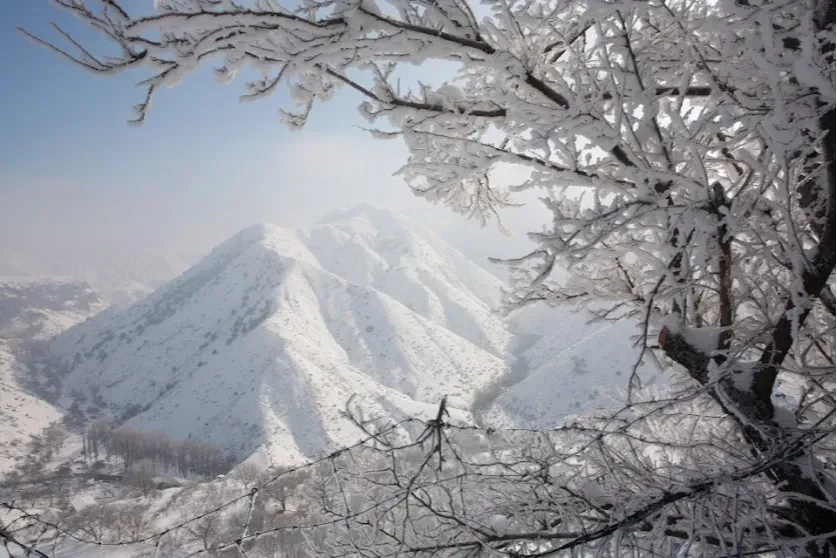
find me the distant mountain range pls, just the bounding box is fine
[0,249,199,307]
[2,206,657,470]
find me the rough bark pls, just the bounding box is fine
[658,38,836,547]
[659,321,835,553]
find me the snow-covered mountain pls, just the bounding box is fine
[40,206,656,466]
[44,207,514,464]
[0,278,108,472]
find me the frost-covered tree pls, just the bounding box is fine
[18,0,835,555]
[127,458,158,495]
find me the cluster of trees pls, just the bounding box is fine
[160,478,310,557]
[84,422,234,478]
[4,423,69,483]
[1,458,316,558]
[62,500,153,545]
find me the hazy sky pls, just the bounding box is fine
[1,1,543,280]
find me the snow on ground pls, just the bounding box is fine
[0,342,62,472]
[488,315,661,428]
[0,278,108,473]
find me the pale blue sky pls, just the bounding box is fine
[1,1,539,277]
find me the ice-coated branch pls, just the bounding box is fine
[658,322,836,554]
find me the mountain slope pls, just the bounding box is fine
[0,278,107,341]
[46,212,511,464]
[309,204,511,354]
[41,206,658,465]
[487,314,660,427]
[0,278,108,472]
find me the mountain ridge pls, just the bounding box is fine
[26,205,654,467]
[43,208,512,465]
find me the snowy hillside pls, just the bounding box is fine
[0,278,108,472]
[0,348,61,473]
[489,312,660,427]
[45,208,514,465]
[0,278,107,341]
[309,205,511,354]
[41,206,654,465]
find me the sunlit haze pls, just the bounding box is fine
[1,1,542,287]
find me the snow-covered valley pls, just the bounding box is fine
[0,278,108,472]
[0,206,664,558]
[3,205,657,470]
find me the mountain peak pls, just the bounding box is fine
[211,222,286,253]
[45,210,513,464]
[19,208,654,469]
[317,203,394,225]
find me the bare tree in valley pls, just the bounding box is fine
[127,459,158,496]
[182,485,228,553]
[84,423,232,478]
[233,463,261,489]
[7,0,835,555]
[41,423,68,463]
